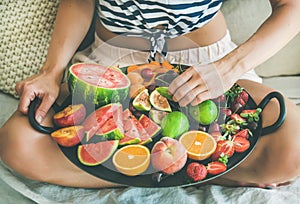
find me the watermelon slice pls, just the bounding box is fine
[83,103,124,141]
[120,109,151,145]
[68,63,130,107]
[139,114,161,138]
[77,140,119,166]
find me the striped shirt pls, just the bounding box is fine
[97,0,223,60]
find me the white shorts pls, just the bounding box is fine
[71,31,262,83]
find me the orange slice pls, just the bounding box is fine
[112,145,150,176]
[179,131,217,161]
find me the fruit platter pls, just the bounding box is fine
[28,62,286,187]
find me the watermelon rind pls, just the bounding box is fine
[68,63,130,107]
[122,109,151,145]
[95,127,124,140]
[119,136,141,146]
[83,103,124,142]
[77,140,119,166]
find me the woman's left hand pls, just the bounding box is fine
[168,62,235,107]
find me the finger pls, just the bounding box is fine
[35,95,56,123]
[17,88,36,115]
[15,81,24,97]
[168,68,193,95]
[172,79,200,103]
[190,91,211,106]
[178,84,207,107]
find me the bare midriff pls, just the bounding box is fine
[96,11,228,51]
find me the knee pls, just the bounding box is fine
[256,131,300,184]
[0,127,48,181]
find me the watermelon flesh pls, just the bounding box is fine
[77,140,119,166]
[68,63,130,107]
[83,103,124,141]
[119,109,151,145]
[139,114,161,138]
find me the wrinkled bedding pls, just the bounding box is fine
[1,161,300,204]
[0,76,300,204]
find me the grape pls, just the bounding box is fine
[141,68,154,81]
[218,94,226,103]
[128,102,137,113]
[231,102,243,113]
[248,121,258,131]
[147,84,157,93]
[209,121,220,133]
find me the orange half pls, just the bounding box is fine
[179,131,217,160]
[112,145,150,176]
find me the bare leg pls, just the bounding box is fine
[0,85,122,188]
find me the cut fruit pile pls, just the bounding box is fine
[50,62,262,184]
[51,102,161,174]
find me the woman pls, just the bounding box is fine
[0,0,300,188]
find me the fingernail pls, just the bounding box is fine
[36,115,43,123]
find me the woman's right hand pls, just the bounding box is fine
[15,69,62,123]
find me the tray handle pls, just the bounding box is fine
[258,91,286,136]
[28,97,59,134]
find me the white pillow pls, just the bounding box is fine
[222,0,300,77]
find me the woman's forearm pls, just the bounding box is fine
[222,0,300,80]
[42,0,95,83]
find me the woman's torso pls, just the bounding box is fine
[95,0,228,51]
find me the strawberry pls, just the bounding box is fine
[207,161,227,175]
[240,108,262,122]
[232,129,251,139]
[221,108,232,117]
[211,140,235,161]
[186,162,207,182]
[233,136,250,152]
[239,90,249,103]
[235,96,246,107]
[211,131,223,142]
[231,114,246,125]
[240,109,256,114]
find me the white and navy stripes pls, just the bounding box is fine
[97,0,223,60]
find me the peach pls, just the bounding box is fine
[50,126,85,147]
[53,104,86,127]
[151,137,187,174]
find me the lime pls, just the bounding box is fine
[189,100,218,125]
[161,111,189,138]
